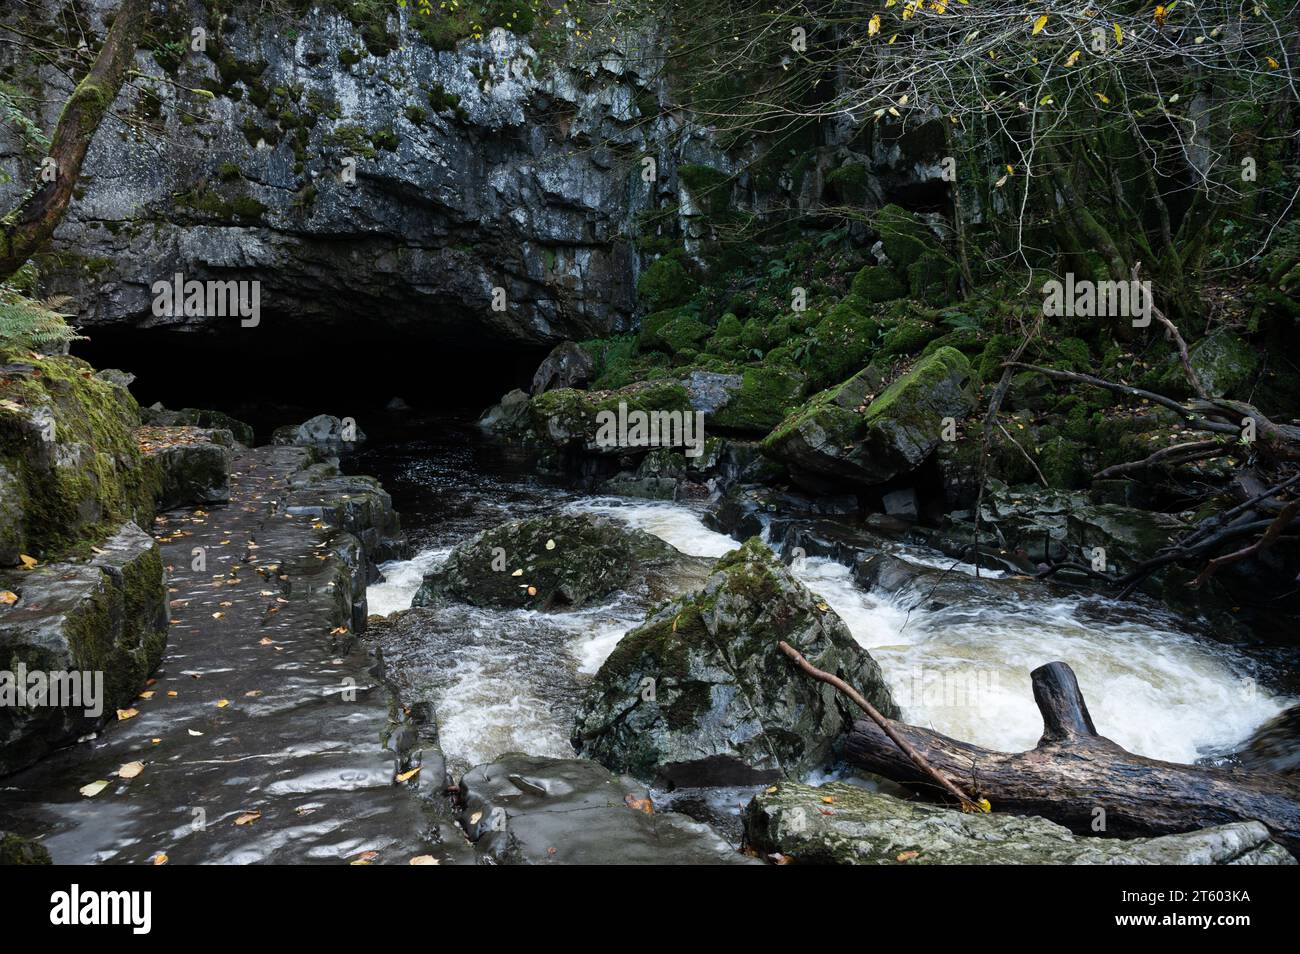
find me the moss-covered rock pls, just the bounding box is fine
[0,352,155,563]
[528,381,694,455]
[412,513,705,611]
[0,522,167,775]
[0,831,52,864]
[572,539,898,786]
[636,257,697,312]
[706,364,807,434]
[763,346,976,490]
[1189,329,1259,398]
[850,265,906,303]
[906,250,959,306]
[807,301,884,388]
[873,203,934,268]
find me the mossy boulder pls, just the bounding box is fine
[743,783,1296,865]
[636,257,697,312]
[878,316,942,357]
[572,539,898,787]
[1189,329,1259,398]
[850,265,906,303]
[0,522,167,776]
[873,203,934,268]
[646,315,712,355]
[807,301,884,388]
[528,381,694,455]
[763,346,976,490]
[906,251,960,306]
[706,365,808,434]
[530,340,595,395]
[140,427,233,510]
[0,352,155,564]
[0,831,52,864]
[412,513,704,611]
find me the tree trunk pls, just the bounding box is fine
[845,661,1300,854]
[0,0,151,281]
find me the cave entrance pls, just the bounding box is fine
[73,319,546,444]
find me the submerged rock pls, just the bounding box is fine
[0,522,167,776]
[762,346,975,491]
[457,754,757,865]
[412,512,706,611]
[743,782,1297,865]
[572,539,898,787]
[477,388,533,436]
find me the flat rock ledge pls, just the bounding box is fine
[457,754,758,865]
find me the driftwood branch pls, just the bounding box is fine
[1134,262,1210,401]
[845,662,1300,853]
[776,640,982,811]
[1093,439,1227,479]
[1191,499,1300,587]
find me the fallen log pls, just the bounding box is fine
[845,662,1300,855]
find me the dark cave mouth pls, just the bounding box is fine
[74,321,546,443]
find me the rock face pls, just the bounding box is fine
[762,346,975,491]
[0,2,672,347]
[456,754,757,865]
[743,783,1297,865]
[531,341,595,395]
[0,522,167,776]
[413,512,701,611]
[1235,704,1300,778]
[572,539,898,787]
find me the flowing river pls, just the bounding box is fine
[355,419,1295,777]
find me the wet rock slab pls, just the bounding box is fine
[0,446,460,864]
[0,522,167,776]
[744,783,1297,865]
[458,754,757,865]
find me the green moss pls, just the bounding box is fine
[807,301,883,387]
[824,161,870,204]
[873,203,934,268]
[906,251,959,306]
[678,163,732,217]
[404,104,428,125]
[637,258,697,312]
[850,265,906,303]
[0,353,157,559]
[708,364,807,433]
[878,316,941,358]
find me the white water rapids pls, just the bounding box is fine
[371,497,1291,771]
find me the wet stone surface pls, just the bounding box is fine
[0,446,469,865]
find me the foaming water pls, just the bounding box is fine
[364,456,1290,770]
[568,498,741,558]
[369,547,449,616]
[790,557,1288,763]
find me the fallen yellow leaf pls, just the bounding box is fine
[396,766,421,783]
[117,707,139,721]
[118,761,145,779]
[79,779,110,797]
[216,699,230,708]
[234,811,261,825]
[0,590,17,605]
[18,554,38,569]
[410,855,440,865]
[1032,14,1047,35]
[152,853,169,865]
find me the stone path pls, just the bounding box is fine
[0,446,472,865]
